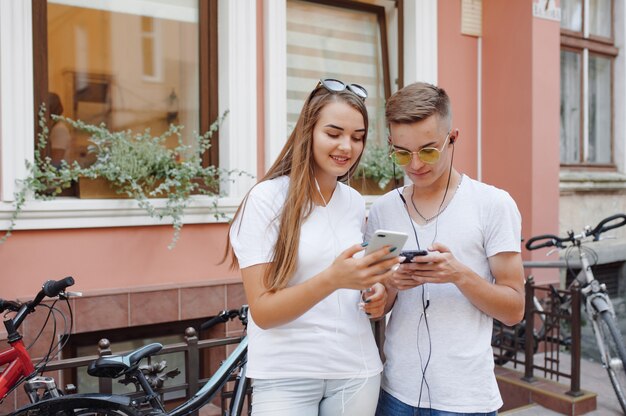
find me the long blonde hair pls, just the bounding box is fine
[225,87,369,291]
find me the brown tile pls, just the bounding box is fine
[21,300,67,359]
[180,285,226,320]
[226,283,246,310]
[226,320,244,335]
[532,392,572,415]
[573,396,597,416]
[74,294,129,333]
[130,289,178,326]
[496,377,531,411]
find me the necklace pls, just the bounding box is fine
[410,175,463,223]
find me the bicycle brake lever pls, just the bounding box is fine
[546,248,559,256]
[62,291,83,298]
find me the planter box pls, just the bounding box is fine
[350,177,402,195]
[77,177,167,199]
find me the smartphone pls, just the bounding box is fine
[364,230,408,260]
[400,250,428,263]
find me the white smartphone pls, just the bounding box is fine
[364,230,408,260]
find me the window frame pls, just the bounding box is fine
[264,0,434,172]
[0,0,258,232]
[298,0,397,100]
[32,0,220,175]
[560,0,617,168]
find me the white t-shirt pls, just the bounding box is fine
[366,175,521,413]
[230,176,383,379]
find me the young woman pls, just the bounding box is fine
[226,79,401,415]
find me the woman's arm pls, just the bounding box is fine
[242,244,401,329]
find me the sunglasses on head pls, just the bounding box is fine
[314,78,368,101]
[390,130,452,166]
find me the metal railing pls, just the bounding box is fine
[492,262,583,396]
[42,327,248,415]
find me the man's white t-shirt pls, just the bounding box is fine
[230,176,383,379]
[366,175,521,413]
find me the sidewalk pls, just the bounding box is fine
[501,353,623,415]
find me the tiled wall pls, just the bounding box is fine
[0,279,244,414]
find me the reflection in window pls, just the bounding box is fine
[560,50,581,164]
[589,0,612,38]
[588,55,611,163]
[561,0,582,32]
[141,16,159,79]
[46,1,199,168]
[559,0,615,166]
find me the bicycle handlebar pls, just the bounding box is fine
[589,213,626,240]
[42,276,75,298]
[525,234,561,251]
[7,276,75,331]
[0,300,21,313]
[200,306,248,331]
[525,213,626,251]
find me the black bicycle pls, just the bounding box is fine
[3,282,250,416]
[521,213,626,413]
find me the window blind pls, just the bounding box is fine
[286,0,387,145]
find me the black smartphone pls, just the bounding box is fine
[400,250,428,263]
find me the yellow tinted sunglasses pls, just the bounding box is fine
[390,131,452,166]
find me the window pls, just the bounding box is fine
[560,0,617,166]
[286,0,399,147]
[32,0,219,182]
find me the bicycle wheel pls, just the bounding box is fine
[12,397,140,416]
[597,310,626,414]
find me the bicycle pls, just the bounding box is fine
[1,277,250,416]
[1,277,77,405]
[523,213,626,413]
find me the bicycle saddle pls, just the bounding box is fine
[88,342,163,379]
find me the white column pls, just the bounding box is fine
[218,0,258,197]
[264,0,287,172]
[403,0,438,85]
[0,1,35,201]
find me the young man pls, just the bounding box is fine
[367,82,525,415]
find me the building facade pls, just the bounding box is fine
[0,0,624,411]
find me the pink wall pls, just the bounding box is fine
[482,0,560,282]
[482,0,533,217]
[438,0,478,179]
[0,224,238,299]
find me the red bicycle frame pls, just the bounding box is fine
[0,337,35,398]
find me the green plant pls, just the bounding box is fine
[353,142,403,189]
[1,105,249,248]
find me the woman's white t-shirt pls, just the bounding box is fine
[230,176,383,379]
[366,175,521,413]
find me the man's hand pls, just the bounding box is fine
[361,283,388,318]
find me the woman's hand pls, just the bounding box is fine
[325,244,402,291]
[361,283,387,318]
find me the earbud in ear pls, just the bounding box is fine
[449,130,458,145]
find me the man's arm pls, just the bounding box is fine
[455,251,525,326]
[399,244,525,326]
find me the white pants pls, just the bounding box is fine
[251,374,381,416]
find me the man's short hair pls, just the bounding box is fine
[385,82,452,127]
